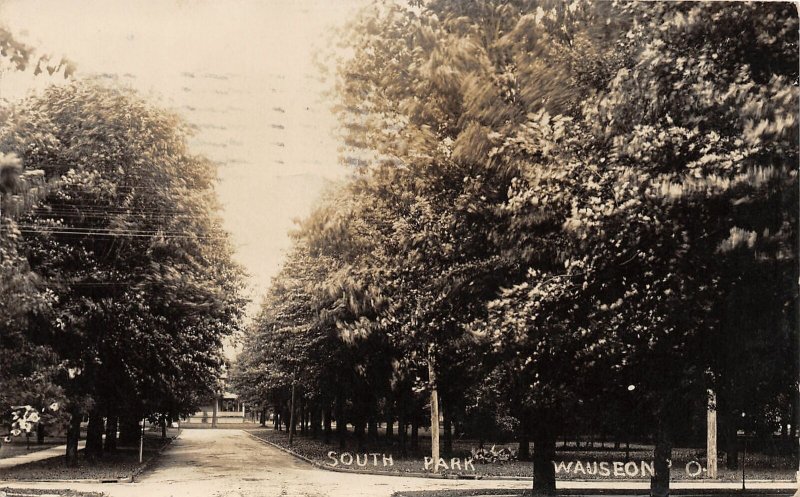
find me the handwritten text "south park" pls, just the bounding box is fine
[327,452,476,471]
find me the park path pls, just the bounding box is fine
[0,429,527,497]
[124,429,529,497]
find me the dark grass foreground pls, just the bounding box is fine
[391,491,797,497]
[247,428,797,481]
[0,431,176,481]
[0,489,104,497]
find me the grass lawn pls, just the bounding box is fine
[0,438,64,459]
[391,491,797,497]
[0,428,178,481]
[1,427,77,460]
[247,428,797,481]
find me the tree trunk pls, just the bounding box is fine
[399,413,408,456]
[336,394,346,450]
[299,406,304,434]
[259,407,267,427]
[299,398,306,436]
[443,404,453,455]
[706,389,718,479]
[36,423,45,445]
[289,381,297,445]
[85,410,104,461]
[428,344,440,472]
[311,405,320,439]
[385,409,394,441]
[368,417,378,440]
[211,396,219,428]
[725,416,739,470]
[104,416,118,452]
[323,405,332,444]
[119,415,140,445]
[355,420,366,452]
[161,419,167,439]
[651,428,673,497]
[411,417,419,449]
[519,419,531,461]
[66,410,82,466]
[519,438,531,461]
[532,428,556,495]
[791,384,799,440]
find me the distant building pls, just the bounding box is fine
[184,371,253,425]
[184,391,250,425]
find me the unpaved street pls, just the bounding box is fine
[3,429,528,497]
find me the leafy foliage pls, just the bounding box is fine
[1,81,245,458]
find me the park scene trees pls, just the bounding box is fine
[0,1,797,497]
[1,69,245,463]
[232,1,798,496]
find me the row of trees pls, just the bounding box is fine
[1,51,245,462]
[234,1,798,495]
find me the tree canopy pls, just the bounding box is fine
[0,81,245,461]
[236,1,797,495]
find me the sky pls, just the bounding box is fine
[0,0,365,318]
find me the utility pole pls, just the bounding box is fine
[741,411,747,491]
[289,375,297,446]
[795,383,800,497]
[138,418,145,463]
[212,394,219,428]
[428,343,440,473]
[707,389,718,479]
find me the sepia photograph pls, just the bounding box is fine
[0,1,798,497]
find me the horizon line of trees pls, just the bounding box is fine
[233,2,798,496]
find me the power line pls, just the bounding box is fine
[16,224,226,235]
[36,202,210,210]
[30,205,219,217]
[16,228,229,240]
[27,211,219,222]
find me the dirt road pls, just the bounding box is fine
[2,429,526,497]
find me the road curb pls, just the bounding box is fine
[242,432,799,488]
[130,430,180,483]
[244,431,482,480]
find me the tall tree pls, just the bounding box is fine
[0,81,245,462]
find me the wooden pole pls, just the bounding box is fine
[795,384,800,497]
[428,343,440,473]
[211,395,218,428]
[138,418,145,463]
[289,378,297,446]
[707,389,718,479]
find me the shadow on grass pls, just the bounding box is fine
[392,490,796,497]
[0,430,177,481]
[1,489,103,497]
